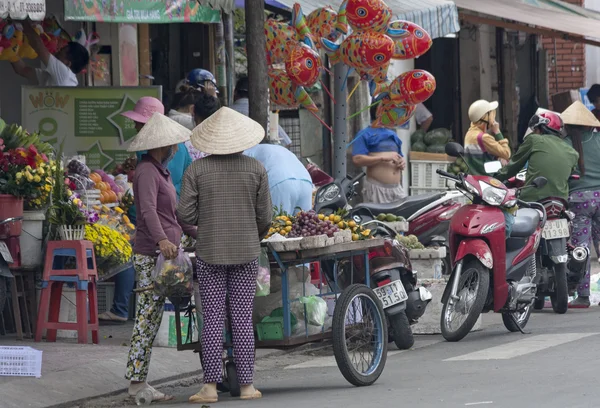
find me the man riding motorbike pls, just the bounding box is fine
[495,112,579,204]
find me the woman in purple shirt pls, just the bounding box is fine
[123,112,196,402]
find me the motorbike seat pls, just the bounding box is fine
[510,208,541,238]
[354,192,445,219]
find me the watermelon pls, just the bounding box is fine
[412,141,427,152]
[411,130,425,145]
[424,128,450,146]
[426,144,447,153]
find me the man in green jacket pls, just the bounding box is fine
[495,112,579,203]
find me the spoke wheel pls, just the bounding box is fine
[332,284,387,387]
[440,260,489,342]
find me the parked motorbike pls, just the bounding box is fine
[436,143,548,342]
[314,175,432,349]
[314,172,463,274]
[505,169,587,314]
[0,217,21,317]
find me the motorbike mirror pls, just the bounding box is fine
[531,177,547,189]
[445,142,464,157]
[484,161,502,174]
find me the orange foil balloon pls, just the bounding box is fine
[285,42,322,87]
[373,99,416,129]
[268,68,318,113]
[307,6,348,48]
[322,31,394,74]
[371,69,436,105]
[388,21,433,60]
[343,0,392,33]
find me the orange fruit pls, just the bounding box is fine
[90,173,101,183]
[108,191,117,202]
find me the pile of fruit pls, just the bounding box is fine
[448,157,469,175]
[411,128,453,154]
[266,208,373,241]
[376,213,406,223]
[89,171,120,204]
[396,234,425,250]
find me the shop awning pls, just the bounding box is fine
[0,0,46,21]
[455,0,600,47]
[198,0,459,39]
[64,0,220,24]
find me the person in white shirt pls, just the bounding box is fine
[10,19,89,87]
[415,103,433,132]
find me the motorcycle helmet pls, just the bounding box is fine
[528,112,564,138]
[187,68,218,94]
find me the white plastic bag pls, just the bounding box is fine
[299,296,327,326]
[256,248,271,297]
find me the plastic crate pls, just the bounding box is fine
[0,346,43,378]
[410,160,453,190]
[97,282,115,314]
[256,317,284,341]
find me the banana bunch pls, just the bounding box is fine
[1,122,53,155]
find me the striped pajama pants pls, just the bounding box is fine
[196,257,258,385]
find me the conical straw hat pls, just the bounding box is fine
[562,101,600,127]
[127,113,191,152]
[190,107,265,155]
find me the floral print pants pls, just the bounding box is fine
[196,257,258,385]
[569,191,600,297]
[125,254,165,381]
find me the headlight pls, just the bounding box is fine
[317,184,340,203]
[479,181,507,206]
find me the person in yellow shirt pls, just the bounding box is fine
[463,100,511,175]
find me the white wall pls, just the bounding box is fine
[586,0,600,86]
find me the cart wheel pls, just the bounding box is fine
[226,362,240,397]
[332,284,388,387]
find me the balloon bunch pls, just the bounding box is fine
[265,3,332,130]
[0,17,72,61]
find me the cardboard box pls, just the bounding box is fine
[551,90,581,113]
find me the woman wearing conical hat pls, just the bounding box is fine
[563,101,600,308]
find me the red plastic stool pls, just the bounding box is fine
[35,240,99,344]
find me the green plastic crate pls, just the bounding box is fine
[256,317,284,341]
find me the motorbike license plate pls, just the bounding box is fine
[374,280,408,309]
[542,219,569,240]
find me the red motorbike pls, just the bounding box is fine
[436,143,548,342]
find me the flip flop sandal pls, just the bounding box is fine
[568,302,590,309]
[240,390,263,400]
[189,392,218,404]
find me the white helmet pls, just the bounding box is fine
[468,100,499,123]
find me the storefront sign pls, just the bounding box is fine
[64,0,220,24]
[21,86,162,170]
[0,0,46,21]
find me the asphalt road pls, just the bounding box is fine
[104,307,600,408]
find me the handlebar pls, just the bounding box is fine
[436,169,459,181]
[351,172,366,184]
[0,217,23,226]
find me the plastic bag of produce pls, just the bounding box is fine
[153,250,194,298]
[256,248,271,297]
[299,295,327,326]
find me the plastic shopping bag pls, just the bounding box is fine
[299,295,327,326]
[256,248,271,297]
[152,250,193,298]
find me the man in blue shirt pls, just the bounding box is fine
[244,143,313,214]
[352,104,406,203]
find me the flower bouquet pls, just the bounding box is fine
[152,250,193,298]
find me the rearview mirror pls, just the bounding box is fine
[531,177,547,189]
[445,142,464,157]
[484,161,502,174]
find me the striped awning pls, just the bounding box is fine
[0,0,46,21]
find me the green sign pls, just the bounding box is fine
[21,86,162,170]
[64,0,220,24]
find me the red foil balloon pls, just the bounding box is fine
[371,69,436,105]
[285,42,322,88]
[388,21,433,60]
[373,99,416,129]
[322,31,394,74]
[268,68,319,113]
[343,0,392,33]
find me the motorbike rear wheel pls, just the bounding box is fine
[550,263,568,314]
[440,260,489,342]
[533,295,546,310]
[388,312,414,350]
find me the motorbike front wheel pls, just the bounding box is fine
[388,312,414,350]
[550,263,569,314]
[440,260,489,342]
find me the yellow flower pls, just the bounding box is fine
[33,175,41,183]
[16,172,22,180]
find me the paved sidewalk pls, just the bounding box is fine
[0,323,280,408]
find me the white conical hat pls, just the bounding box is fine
[190,107,264,155]
[127,113,191,152]
[562,101,600,127]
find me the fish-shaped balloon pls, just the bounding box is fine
[285,42,322,88]
[343,0,392,33]
[372,98,416,129]
[307,5,348,48]
[265,3,315,66]
[370,69,436,105]
[322,31,394,77]
[268,68,318,113]
[388,21,433,60]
